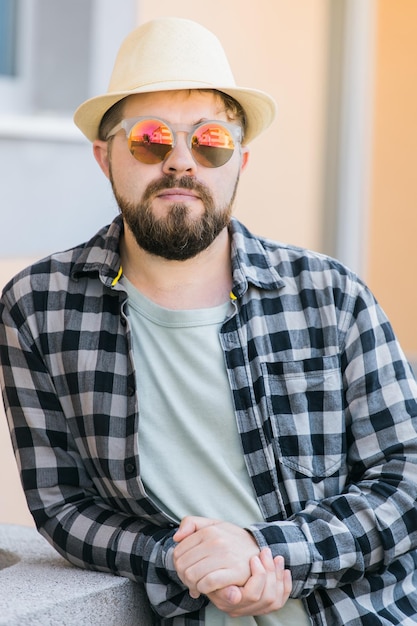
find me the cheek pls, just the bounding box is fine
[211,164,241,201]
[110,153,155,195]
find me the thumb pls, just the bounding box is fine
[224,585,243,605]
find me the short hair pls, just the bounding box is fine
[98,89,247,141]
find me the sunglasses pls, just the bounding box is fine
[107,117,243,168]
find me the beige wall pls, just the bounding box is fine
[139,0,329,251]
[367,0,417,355]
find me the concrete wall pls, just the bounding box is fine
[0,524,154,625]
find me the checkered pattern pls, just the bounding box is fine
[1,216,417,625]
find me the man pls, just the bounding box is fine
[1,16,417,626]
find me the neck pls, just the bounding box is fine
[120,226,233,309]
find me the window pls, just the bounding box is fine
[0,0,18,76]
[0,0,137,257]
[0,0,136,116]
[31,0,94,113]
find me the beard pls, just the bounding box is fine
[109,169,238,261]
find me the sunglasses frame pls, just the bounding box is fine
[106,116,243,167]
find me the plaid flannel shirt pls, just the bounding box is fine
[1,216,417,626]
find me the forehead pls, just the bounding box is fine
[122,90,229,122]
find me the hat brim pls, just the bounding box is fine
[73,82,277,145]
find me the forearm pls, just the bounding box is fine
[255,288,416,597]
[35,489,206,617]
[0,298,205,618]
[248,459,417,597]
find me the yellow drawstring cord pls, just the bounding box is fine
[111,265,123,287]
[112,267,234,300]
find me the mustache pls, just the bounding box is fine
[143,175,213,204]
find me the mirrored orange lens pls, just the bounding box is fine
[126,120,236,167]
[128,119,173,164]
[191,123,235,167]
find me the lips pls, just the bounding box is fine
[144,175,208,204]
[157,188,199,199]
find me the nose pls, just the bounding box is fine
[162,132,197,176]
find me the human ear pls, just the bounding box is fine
[240,147,250,172]
[93,140,111,178]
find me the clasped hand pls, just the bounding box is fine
[173,516,292,617]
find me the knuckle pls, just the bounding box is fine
[198,572,217,594]
[245,589,262,603]
[182,566,197,588]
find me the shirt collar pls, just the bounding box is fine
[229,218,285,298]
[70,215,285,295]
[70,216,123,288]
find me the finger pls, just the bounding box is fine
[173,516,216,542]
[209,554,267,608]
[173,515,221,543]
[173,534,214,577]
[273,554,285,580]
[207,585,242,613]
[173,526,211,571]
[175,522,259,596]
[207,556,266,613]
[259,547,275,572]
[226,554,288,618]
[246,551,277,606]
[196,567,244,596]
[224,585,243,606]
[176,548,237,595]
[240,554,267,601]
[272,555,292,606]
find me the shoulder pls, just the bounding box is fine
[1,220,122,307]
[1,244,84,305]
[0,225,124,336]
[231,218,364,297]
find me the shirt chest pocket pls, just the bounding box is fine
[262,355,345,479]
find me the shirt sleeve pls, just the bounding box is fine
[0,289,205,619]
[247,281,417,598]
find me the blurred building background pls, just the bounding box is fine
[0,0,416,526]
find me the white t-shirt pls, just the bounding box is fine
[124,278,310,625]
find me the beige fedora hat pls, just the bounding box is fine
[74,17,276,145]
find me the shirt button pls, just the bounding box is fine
[127,385,135,396]
[125,462,136,475]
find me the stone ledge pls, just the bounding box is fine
[0,524,154,625]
